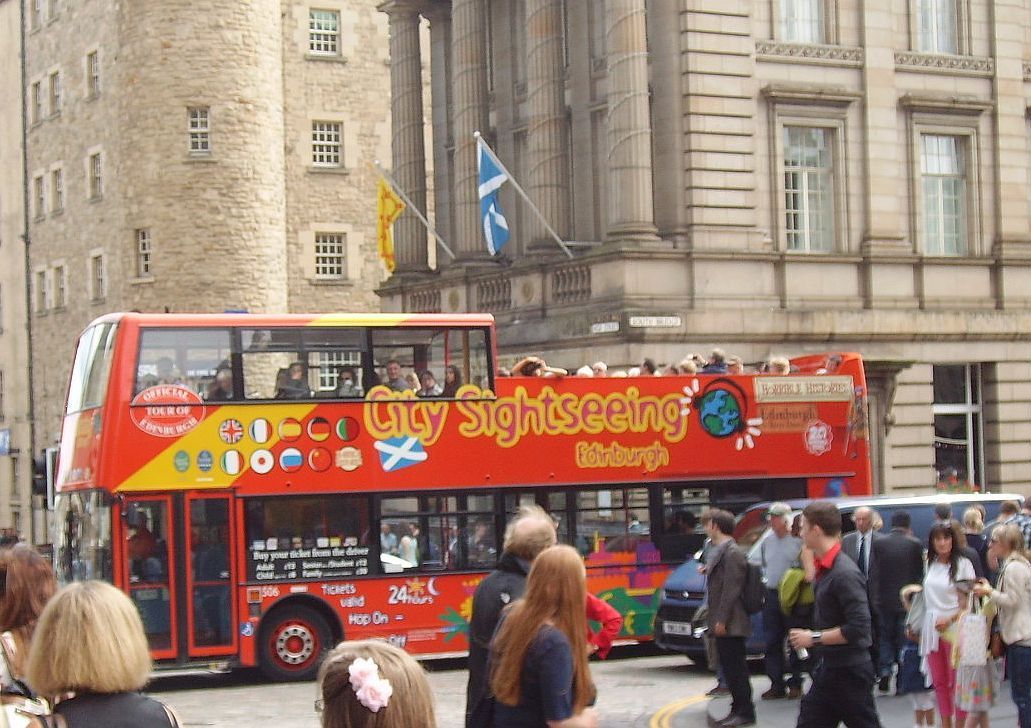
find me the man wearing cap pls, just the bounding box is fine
[760,502,804,700]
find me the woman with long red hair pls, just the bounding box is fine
[489,544,598,727]
[0,544,57,683]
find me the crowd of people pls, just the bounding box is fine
[508,348,803,379]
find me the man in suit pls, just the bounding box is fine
[705,508,756,727]
[842,506,882,675]
[871,510,925,693]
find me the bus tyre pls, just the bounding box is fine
[259,605,333,682]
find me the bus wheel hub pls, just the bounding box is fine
[276,624,314,665]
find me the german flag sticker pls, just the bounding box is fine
[307,417,331,442]
[336,417,359,442]
[278,418,302,442]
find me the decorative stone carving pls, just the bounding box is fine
[551,265,590,304]
[477,277,512,311]
[755,41,863,66]
[893,51,994,76]
[409,288,442,313]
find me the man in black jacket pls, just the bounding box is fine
[790,501,883,728]
[871,510,925,693]
[464,505,557,728]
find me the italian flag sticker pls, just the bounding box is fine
[336,417,359,441]
[221,450,242,475]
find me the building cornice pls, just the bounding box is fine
[755,41,864,68]
[761,83,863,107]
[894,51,994,77]
[899,92,993,115]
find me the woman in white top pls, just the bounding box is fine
[920,520,976,728]
[974,524,1031,728]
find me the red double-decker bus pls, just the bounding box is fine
[54,312,871,680]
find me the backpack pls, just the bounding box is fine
[742,561,766,615]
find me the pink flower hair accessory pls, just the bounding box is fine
[348,656,393,713]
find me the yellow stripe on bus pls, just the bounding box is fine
[307,313,410,327]
[117,403,318,492]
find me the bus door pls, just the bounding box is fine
[121,495,177,660]
[184,494,236,656]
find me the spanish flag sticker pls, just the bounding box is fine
[308,417,331,442]
[221,450,242,475]
[279,418,302,442]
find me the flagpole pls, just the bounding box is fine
[473,131,575,260]
[374,161,457,261]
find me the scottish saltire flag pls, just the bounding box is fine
[477,140,510,255]
[374,436,427,472]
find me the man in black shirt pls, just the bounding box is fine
[789,501,883,728]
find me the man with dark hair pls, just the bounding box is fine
[871,510,924,693]
[464,505,557,728]
[790,501,882,728]
[704,508,755,727]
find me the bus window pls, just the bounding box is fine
[370,327,492,397]
[55,490,113,583]
[67,322,118,413]
[655,486,708,562]
[380,494,496,572]
[304,328,366,398]
[135,328,232,397]
[244,495,371,581]
[575,488,650,555]
[241,329,310,400]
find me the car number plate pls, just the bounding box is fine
[662,621,693,636]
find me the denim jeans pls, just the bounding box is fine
[1009,643,1031,728]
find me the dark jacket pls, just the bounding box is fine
[464,551,531,728]
[871,528,925,613]
[813,547,873,668]
[55,692,176,728]
[705,539,750,637]
[841,529,882,605]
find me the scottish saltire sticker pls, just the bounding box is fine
[374,436,427,472]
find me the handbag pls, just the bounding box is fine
[957,593,988,667]
[990,631,1006,659]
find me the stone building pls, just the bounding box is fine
[1,0,410,536]
[380,0,1031,496]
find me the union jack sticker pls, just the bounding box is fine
[219,418,244,445]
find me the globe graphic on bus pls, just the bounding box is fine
[698,388,742,438]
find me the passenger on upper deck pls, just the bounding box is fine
[205,366,234,401]
[333,367,363,398]
[767,357,791,375]
[276,362,312,399]
[384,359,408,392]
[511,356,567,377]
[441,364,463,397]
[701,348,728,374]
[417,370,443,397]
[727,356,744,375]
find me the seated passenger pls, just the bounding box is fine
[767,356,791,375]
[441,364,463,397]
[727,355,744,375]
[333,367,363,398]
[511,356,567,377]
[701,348,728,374]
[383,359,408,392]
[405,371,420,392]
[591,361,608,377]
[416,370,443,398]
[276,362,311,399]
[155,356,184,386]
[205,366,234,401]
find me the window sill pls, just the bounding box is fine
[85,92,100,102]
[308,166,349,176]
[49,208,63,218]
[306,52,347,64]
[185,154,216,164]
[130,275,155,285]
[48,110,61,120]
[87,194,103,203]
[52,304,67,313]
[33,215,45,223]
[90,297,106,305]
[309,278,354,286]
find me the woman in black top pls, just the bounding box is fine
[26,581,181,727]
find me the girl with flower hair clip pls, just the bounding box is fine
[316,640,436,728]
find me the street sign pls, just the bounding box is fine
[0,429,9,456]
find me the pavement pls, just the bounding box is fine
[667,677,1020,727]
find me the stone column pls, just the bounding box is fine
[605,0,658,242]
[525,0,569,253]
[424,1,453,256]
[383,0,428,271]
[450,0,490,258]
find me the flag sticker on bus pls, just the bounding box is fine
[221,450,242,475]
[336,417,359,441]
[219,418,244,444]
[308,417,331,442]
[278,418,302,441]
[250,449,274,475]
[249,418,271,444]
[279,448,303,472]
[375,436,427,472]
[308,447,332,472]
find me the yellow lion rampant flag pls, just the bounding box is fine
[377,178,405,273]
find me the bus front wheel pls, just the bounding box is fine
[259,605,333,682]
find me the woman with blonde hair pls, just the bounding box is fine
[489,544,598,728]
[0,545,57,683]
[25,581,181,727]
[317,640,435,728]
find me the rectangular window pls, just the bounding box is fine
[188,107,210,154]
[90,254,105,301]
[932,364,983,490]
[783,126,834,252]
[921,134,967,256]
[48,71,60,115]
[88,152,103,199]
[780,0,824,43]
[134,327,232,397]
[31,82,41,124]
[35,270,48,312]
[314,232,345,279]
[52,265,65,308]
[86,51,100,96]
[380,494,496,572]
[47,0,56,20]
[33,176,45,220]
[30,0,41,29]
[917,0,958,54]
[311,121,341,167]
[135,229,152,277]
[308,9,340,55]
[51,168,63,212]
[315,350,362,392]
